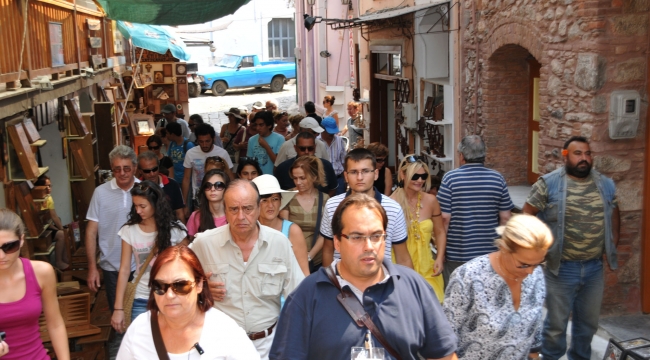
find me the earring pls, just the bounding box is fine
[398,180,404,188]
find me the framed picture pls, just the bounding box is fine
[162,64,173,77]
[423,96,434,117]
[176,63,187,75]
[49,22,64,67]
[144,73,153,85]
[177,77,187,84]
[154,71,164,83]
[89,37,102,48]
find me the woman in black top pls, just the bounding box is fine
[146,135,173,178]
[367,142,393,195]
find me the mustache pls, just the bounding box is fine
[359,252,378,260]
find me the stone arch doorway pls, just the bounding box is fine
[482,44,541,185]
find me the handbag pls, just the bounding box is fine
[123,246,157,328]
[150,310,171,360]
[324,266,402,360]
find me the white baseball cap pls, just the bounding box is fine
[299,117,324,133]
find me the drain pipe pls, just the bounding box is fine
[473,4,480,134]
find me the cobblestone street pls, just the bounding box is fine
[188,83,298,130]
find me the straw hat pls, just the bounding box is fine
[251,174,297,211]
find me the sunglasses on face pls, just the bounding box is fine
[0,239,20,254]
[148,145,161,151]
[203,181,226,191]
[411,173,427,181]
[152,279,196,296]
[297,146,315,152]
[141,166,159,174]
[375,157,386,163]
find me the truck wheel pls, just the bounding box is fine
[270,76,285,92]
[188,83,200,98]
[211,81,228,96]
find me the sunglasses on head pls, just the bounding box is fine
[297,146,315,152]
[207,156,224,163]
[411,173,428,181]
[405,155,423,164]
[141,166,159,174]
[239,157,258,164]
[148,145,161,151]
[134,183,152,192]
[0,239,20,254]
[203,181,226,191]
[152,279,196,296]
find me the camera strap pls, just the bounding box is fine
[324,266,401,360]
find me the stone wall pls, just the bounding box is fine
[460,0,649,315]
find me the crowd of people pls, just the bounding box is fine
[0,92,618,360]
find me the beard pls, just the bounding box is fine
[566,160,592,178]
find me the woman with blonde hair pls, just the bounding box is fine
[280,155,329,273]
[443,215,553,359]
[367,142,393,195]
[391,155,445,301]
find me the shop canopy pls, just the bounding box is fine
[116,21,191,61]
[96,0,251,26]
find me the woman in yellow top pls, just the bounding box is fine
[390,155,446,302]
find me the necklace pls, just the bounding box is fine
[407,192,422,242]
[496,252,519,282]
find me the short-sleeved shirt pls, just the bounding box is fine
[86,178,140,272]
[269,259,458,360]
[156,118,191,139]
[274,157,338,193]
[41,195,55,211]
[316,134,346,176]
[437,163,514,262]
[143,175,184,211]
[247,132,285,174]
[117,221,187,299]
[274,137,330,166]
[167,140,195,181]
[183,145,233,197]
[189,223,305,333]
[320,188,408,260]
[526,175,612,261]
[186,211,228,237]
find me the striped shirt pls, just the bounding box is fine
[320,188,408,260]
[437,163,514,262]
[318,134,347,176]
[86,177,140,272]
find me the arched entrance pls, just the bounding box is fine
[482,44,541,185]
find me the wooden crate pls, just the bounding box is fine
[33,229,53,252]
[39,293,101,342]
[90,290,111,327]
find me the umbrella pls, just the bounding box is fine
[116,21,191,61]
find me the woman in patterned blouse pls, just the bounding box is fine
[443,215,553,360]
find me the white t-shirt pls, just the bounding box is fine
[183,145,233,197]
[118,221,187,299]
[116,308,260,360]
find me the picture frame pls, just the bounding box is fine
[162,64,173,77]
[89,37,102,48]
[49,22,64,67]
[154,71,164,83]
[423,96,434,117]
[64,99,90,136]
[143,73,153,85]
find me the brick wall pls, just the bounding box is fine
[460,0,649,315]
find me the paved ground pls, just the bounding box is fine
[188,82,298,130]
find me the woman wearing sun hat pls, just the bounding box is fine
[251,175,310,276]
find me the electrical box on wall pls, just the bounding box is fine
[609,90,640,139]
[402,103,417,129]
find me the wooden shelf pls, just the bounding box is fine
[31,139,47,147]
[25,220,53,240]
[12,167,49,181]
[66,135,88,140]
[34,243,55,256]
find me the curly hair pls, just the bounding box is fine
[197,169,231,233]
[123,180,186,253]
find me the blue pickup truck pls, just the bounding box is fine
[198,54,296,96]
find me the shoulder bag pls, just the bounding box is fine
[324,266,402,360]
[123,246,157,328]
[150,310,171,360]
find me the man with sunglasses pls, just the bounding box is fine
[523,136,619,360]
[318,149,413,269]
[274,132,338,196]
[436,135,514,287]
[138,151,186,223]
[274,117,330,166]
[270,194,458,360]
[190,179,305,360]
[86,145,139,313]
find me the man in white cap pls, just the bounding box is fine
[249,101,265,122]
[274,117,330,165]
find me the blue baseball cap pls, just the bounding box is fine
[321,116,339,134]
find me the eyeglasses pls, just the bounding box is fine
[405,155,423,164]
[239,157,259,164]
[112,166,133,174]
[203,181,226,191]
[346,169,375,176]
[148,145,161,151]
[226,205,256,215]
[375,157,386,163]
[0,239,20,254]
[339,233,386,244]
[411,173,427,181]
[297,146,315,152]
[152,279,196,296]
[511,253,547,269]
[141,166,159,174]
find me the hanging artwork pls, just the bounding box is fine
[49,22,64,67]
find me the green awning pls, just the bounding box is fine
[95,0,251,26]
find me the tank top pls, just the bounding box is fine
[374,167,386,194]
[281,219,293,238]
[0,258,49,360]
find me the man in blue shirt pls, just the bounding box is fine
[166,122,194,181]
[247,111,285,174]
[270,193,458,360]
